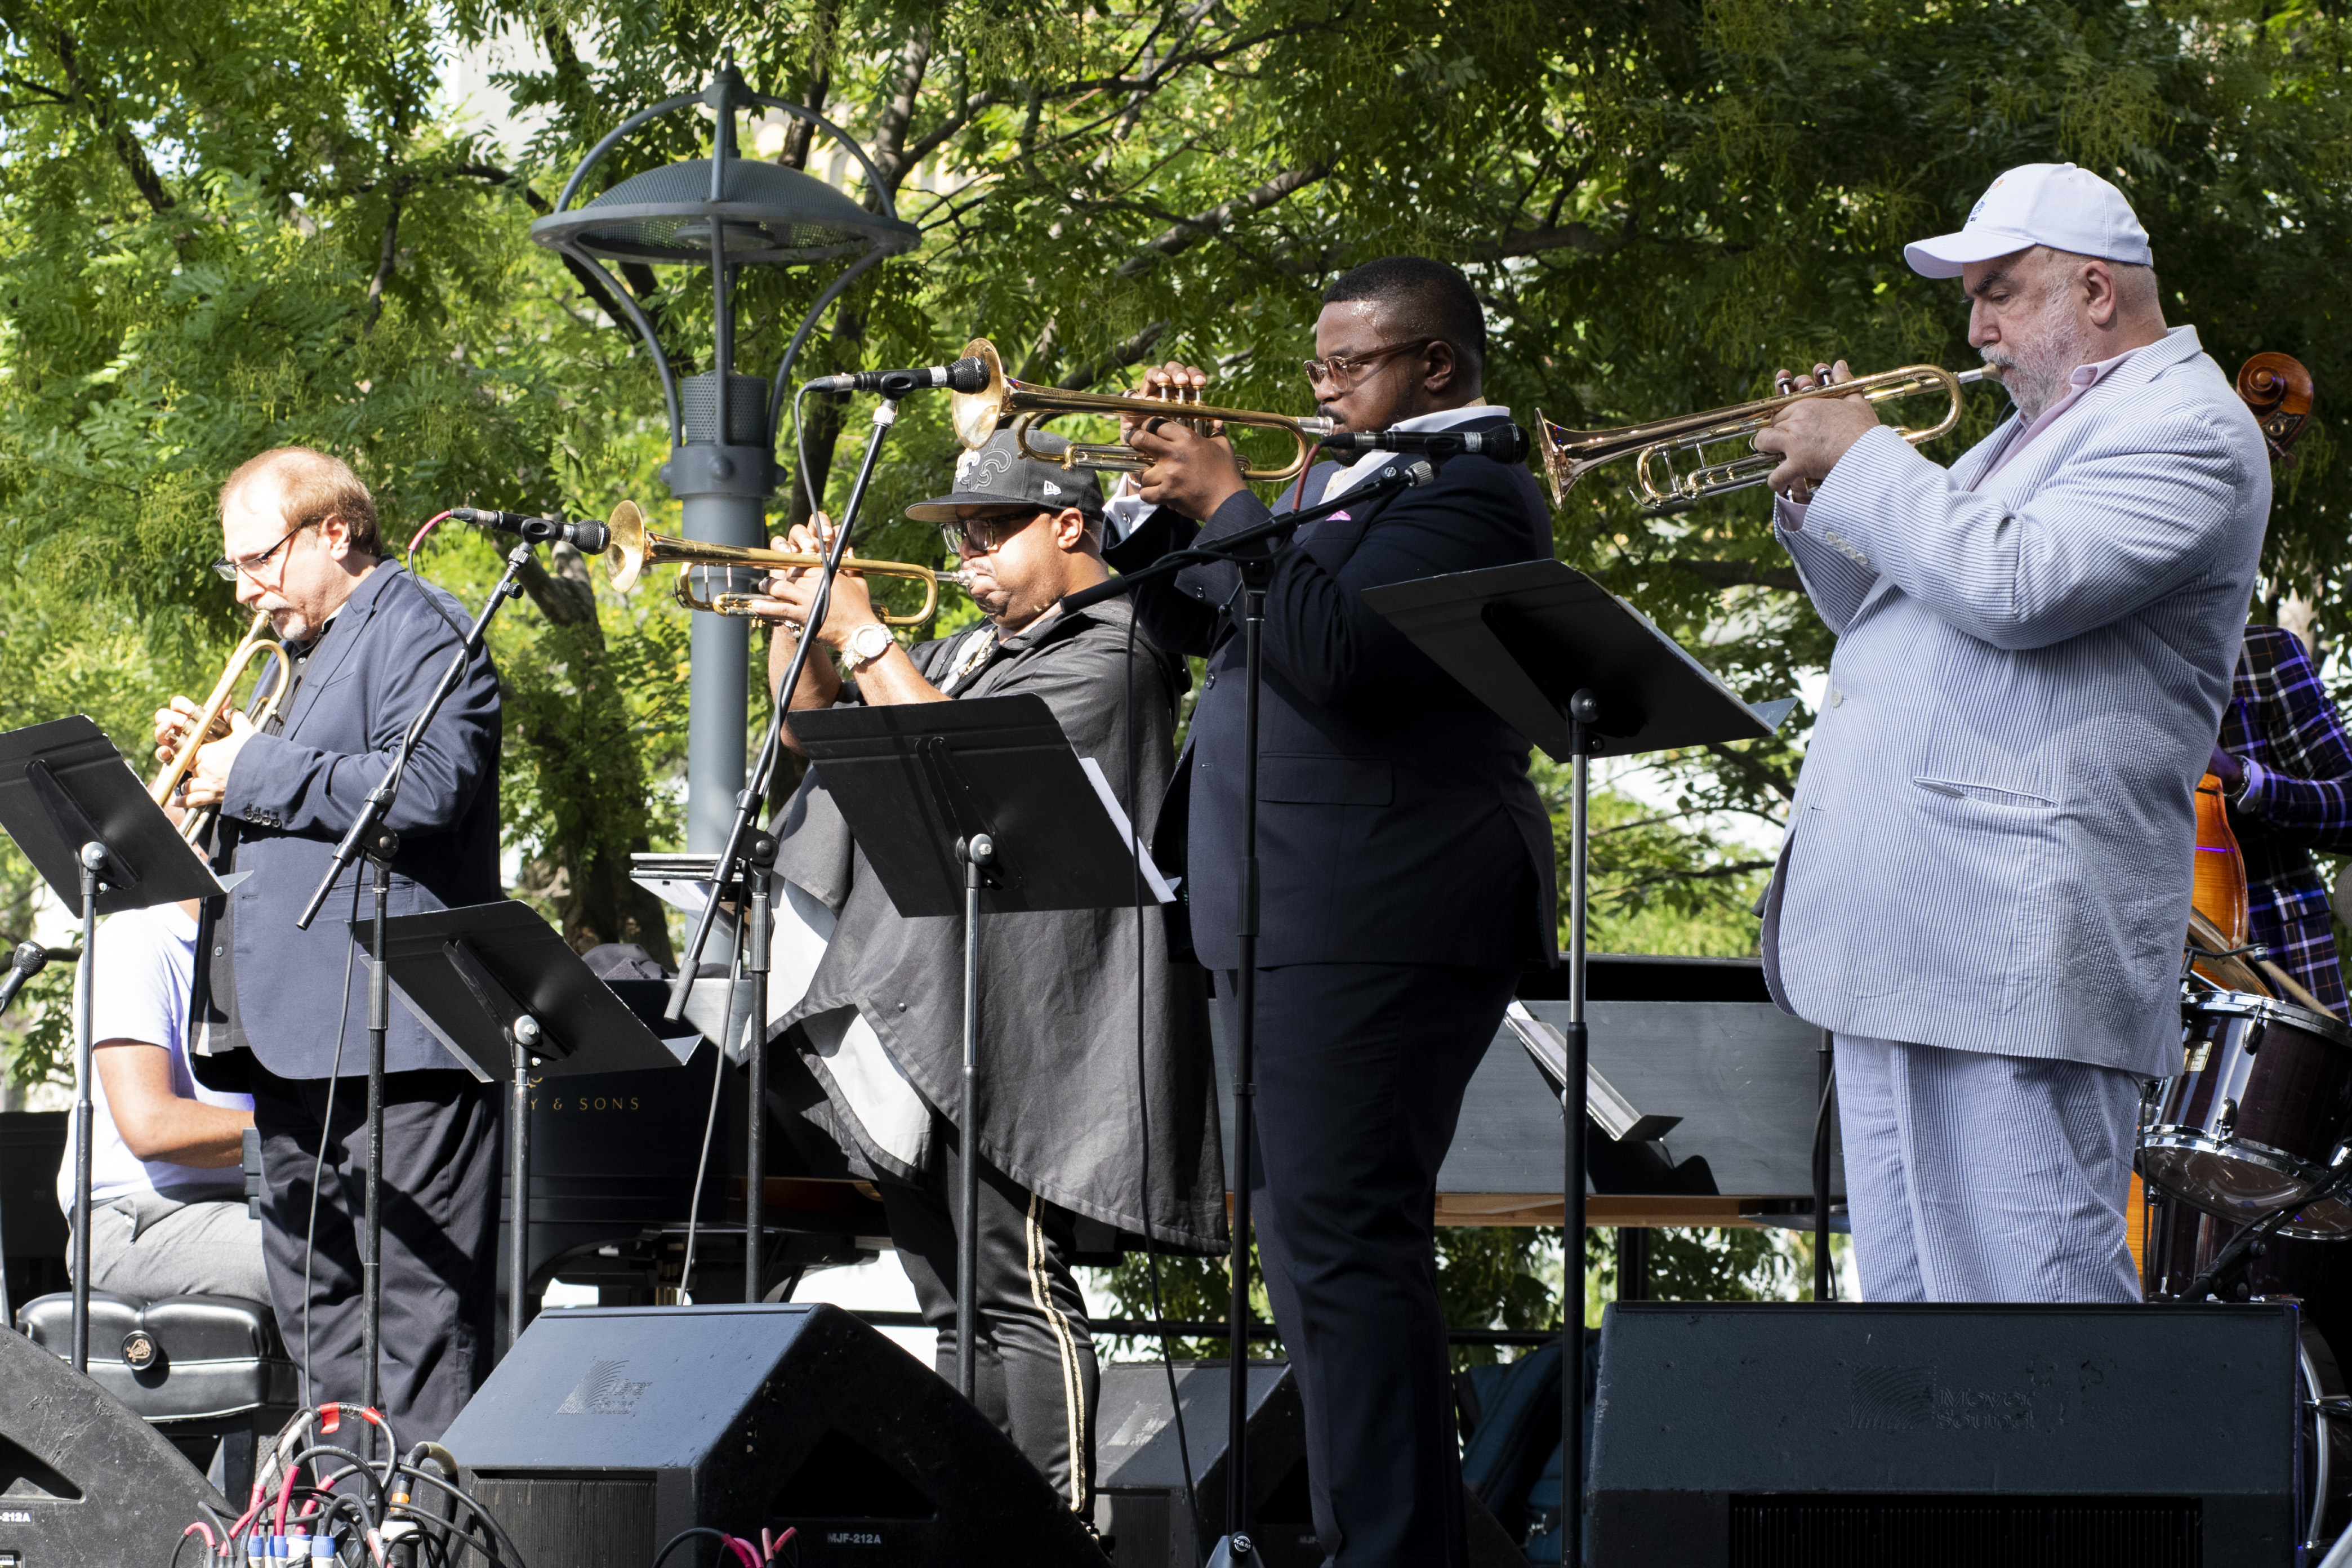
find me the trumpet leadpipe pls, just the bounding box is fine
[706,569,975,620]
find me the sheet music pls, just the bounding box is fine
[1076,757,1175,905]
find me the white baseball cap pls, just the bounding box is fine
[1903,162,2152,278]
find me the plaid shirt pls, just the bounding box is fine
[2220,625,2352,1014]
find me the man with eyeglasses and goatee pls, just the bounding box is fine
[1107,255,1558,1568]
[741,428,1223,1524]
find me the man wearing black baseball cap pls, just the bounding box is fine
[739,428,1223,1521]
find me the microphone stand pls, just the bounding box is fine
[294,541,538,1409]
[663,384,910,1305]
[1062,456,1435,1568]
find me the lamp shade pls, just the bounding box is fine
[530,157,918,266]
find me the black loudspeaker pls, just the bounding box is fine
[442,1302,1107,1568]
[1095,1361,1311,1568]
[0,1325,230,1567]
[1589,1302,2303,1567]
[1093,1361,1525,1568]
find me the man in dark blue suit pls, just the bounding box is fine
[155,447,503,1440]
[1111,256,1556,1567]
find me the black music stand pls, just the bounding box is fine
[354,899,698,1347]
[1364,558,1792,1568]
[0,716,229,1377]
[785,693,1163,1404]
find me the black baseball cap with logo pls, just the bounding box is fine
[904,429,1106,524]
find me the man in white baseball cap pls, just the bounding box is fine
[1750,165,2271,1305]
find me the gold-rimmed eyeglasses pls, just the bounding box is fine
[1300,340,1429,391]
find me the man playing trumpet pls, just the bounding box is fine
[153,447,504,1439]
[1750,163,2271,1303]
[739,429,1222,1519]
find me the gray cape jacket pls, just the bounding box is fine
[770,596,1226,1252]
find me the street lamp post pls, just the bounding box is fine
[530,62,918,852]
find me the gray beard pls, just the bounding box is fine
[1983,319,2095,424]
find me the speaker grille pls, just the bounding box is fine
[470,1475,656,1568]
[1727,1495,2200,1568]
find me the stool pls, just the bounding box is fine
[18,1290,299,1497]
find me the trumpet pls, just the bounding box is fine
[605,500,961,627]
[1536,364,1995,514]
[152,608,291,846]
[950,337,1337,483]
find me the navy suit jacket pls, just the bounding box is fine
[1109,416,1557,971]
[196,563,503,1080]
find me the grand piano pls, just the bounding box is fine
[1,955,1838,1320]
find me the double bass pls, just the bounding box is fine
[2182,351,2328,1014]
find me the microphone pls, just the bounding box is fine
[805,358,991,397]
[1320,424,1530,463]
[449,507,612,555]
[0,940,53,1019]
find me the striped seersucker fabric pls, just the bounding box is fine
[1761,325,2272,1081]
[1833,1032,2144,1302]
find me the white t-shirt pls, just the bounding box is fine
[54,903,254,1213]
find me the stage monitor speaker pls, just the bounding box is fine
[1094,1360,1524,1568]
[1589,1301,2303,1568]
[442,1302,1108,1568]
[1096,1361,1308,1568]
[0,1325,229,1568]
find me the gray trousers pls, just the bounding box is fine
[1835,1034,2143,1303]
[250,1064,500,1444]
[874,1129,1097,1517]
[76,1188,270,1303]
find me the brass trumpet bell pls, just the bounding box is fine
[949,337,1337,483]
[152,608,291,847]
[604,499,956,627]
[1537,364,1992,514]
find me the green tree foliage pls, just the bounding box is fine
[2,6,2345,1342]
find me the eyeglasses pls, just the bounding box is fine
[1300,340,1428,391]
[937,510,1045,558]
[210,520,310,583]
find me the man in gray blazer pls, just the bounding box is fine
[155,447,503,1438]
[1751,163,2270,1302]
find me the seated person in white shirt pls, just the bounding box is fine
[55,894,268,1303]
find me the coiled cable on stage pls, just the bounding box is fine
[174,1403,529,1568]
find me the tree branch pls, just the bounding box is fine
[41,21,172,213]
[867,23,934,197]
[363,189,402,335]
[1664,557,1803,592]
[1609,858,1779,895]
[1703,740,1797,801]
[1478,224,1606,259]
[1115,163,1329,278]
[1054,320,1170,389]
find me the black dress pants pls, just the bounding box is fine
[1218,962,1519,1568]
[874,1124,1098,1517]
[250,1064,500,1443]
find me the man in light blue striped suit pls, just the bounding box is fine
[1750,163,2271,1303]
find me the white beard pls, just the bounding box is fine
[1981,305,2096,424]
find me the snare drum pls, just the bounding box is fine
[2140,989,2352,1237]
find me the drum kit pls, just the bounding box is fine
[2138,981,2352,1554]
[2132,487,2351,1548]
